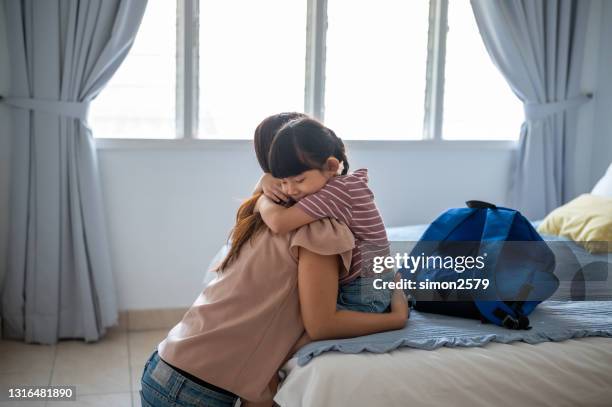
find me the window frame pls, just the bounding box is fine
[176,0,199,140]
[94,0,517,148]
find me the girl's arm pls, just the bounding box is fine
[297,246,408,340]
[256,195,315,235]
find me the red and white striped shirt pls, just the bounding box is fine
[295,168,390,284]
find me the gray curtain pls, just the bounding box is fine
[471,0,592,220]
[1,0,147,344]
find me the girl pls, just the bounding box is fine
[140,113,408,407]
[256,117,394,313]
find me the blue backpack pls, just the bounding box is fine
[399,201,559,330]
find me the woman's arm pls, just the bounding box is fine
[298,246,408,341]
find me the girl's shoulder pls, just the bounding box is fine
[325,168,369,193]
[329,168,368,188]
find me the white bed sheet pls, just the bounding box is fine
[275,337,612,407]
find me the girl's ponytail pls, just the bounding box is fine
[329,129,349,175]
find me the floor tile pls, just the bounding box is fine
[132,391,141,407]
[128,330,166,393]
[128,330,167,368]
[130,365,143,392]
[0,340,55,374]
[0,328,171,405]
[51,392,132,407]
[51,330,130,395]
[0,371,51,406]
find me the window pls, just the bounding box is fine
[89,0,176,139]
[325,0,429,140]
[441,0,523,140]
[90,0,521,141]
[198,0,306,139]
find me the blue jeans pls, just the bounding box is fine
[336,272,395,313]
[140,351,238,407]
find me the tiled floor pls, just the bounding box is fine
[0,328,167,407]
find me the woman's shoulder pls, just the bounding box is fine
[289,218,355,280]
[290,218,355,255]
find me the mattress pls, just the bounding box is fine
[275,337,612,407]
[274,222,612,406]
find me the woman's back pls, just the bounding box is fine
[157,218,354,402]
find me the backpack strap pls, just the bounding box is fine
[476,208,516,295]
[508,282,534,316]
[473,208,522,327]
[480,208,517,242]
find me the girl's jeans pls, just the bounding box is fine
[336,271,395,313]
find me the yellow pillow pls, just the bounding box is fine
[537,194,612,253]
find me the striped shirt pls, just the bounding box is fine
[295,168,390,284]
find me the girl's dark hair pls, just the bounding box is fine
[217,112,308,271]
[268,118,349,179]
[254,112,309,172]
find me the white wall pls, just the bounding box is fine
[0,4,11,293]
[590,0,612,184]
[97,140,513,310]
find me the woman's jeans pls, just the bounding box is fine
[140,350,238,407]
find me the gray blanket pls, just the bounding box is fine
[295,301,612,366]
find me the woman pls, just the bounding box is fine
[140,113,408,406]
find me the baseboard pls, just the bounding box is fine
[115,307,189,332]
[0,309,186,338]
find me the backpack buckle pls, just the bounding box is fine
[501,314,520,329]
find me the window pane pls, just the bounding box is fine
[324,0,429,140]
[89,1,177,139]
[198,0,306,139]
[442,0,522,140]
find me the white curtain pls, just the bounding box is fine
[471,0,592,220]
[1,0,147,344]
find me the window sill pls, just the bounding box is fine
[94,138,518,151]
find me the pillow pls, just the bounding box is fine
[537,194,612,253]
[591,163,612,197]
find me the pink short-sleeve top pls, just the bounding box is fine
[157,218,354,402]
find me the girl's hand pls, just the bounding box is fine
[260,173,288,204]
[390,273,409,327]
[254,194,274,213]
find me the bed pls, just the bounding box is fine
[273,223,612,407]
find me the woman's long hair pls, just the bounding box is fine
[217,112,308,271]
[217,192,265,271]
